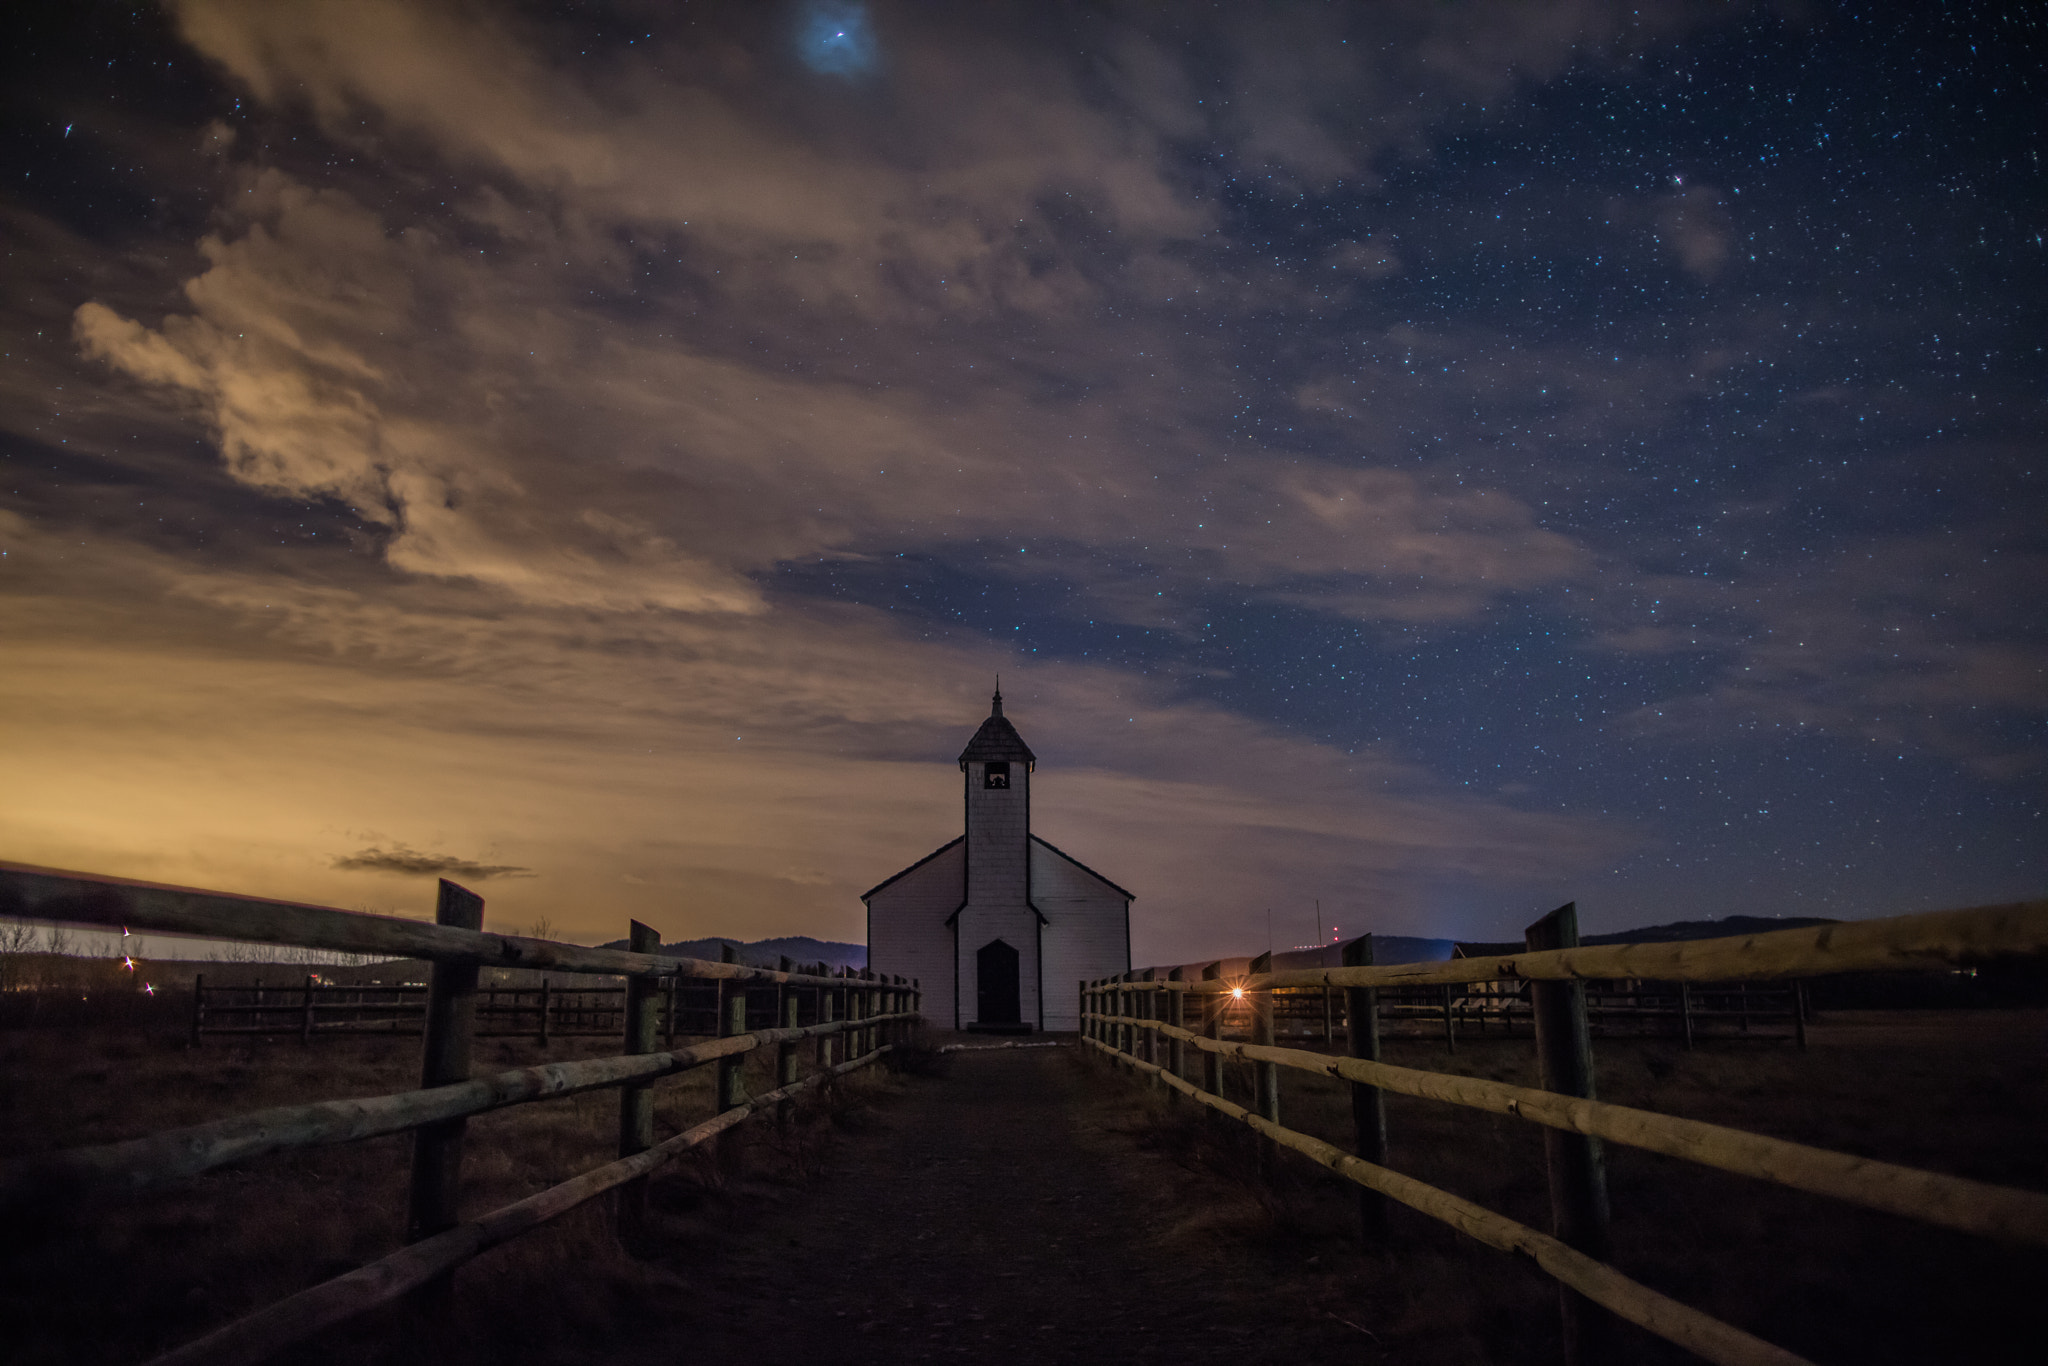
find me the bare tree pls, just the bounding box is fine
[527,914,560,943]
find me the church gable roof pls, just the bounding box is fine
[1028,834,1136,901]
[858,835,964,901]
[957,689,1037,767]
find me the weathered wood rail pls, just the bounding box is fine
[0,860,920,1366]
[186,976,839,1042]
[1082,897,2048,1366]
[1262,978,1807,1050]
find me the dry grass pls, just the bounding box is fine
[5,1009,2043,1365]
[1074,1009,2048,1364]
[0,1020,900,1366]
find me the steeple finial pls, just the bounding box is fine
[991,675,1003,717]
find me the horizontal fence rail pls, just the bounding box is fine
[143,1045,891,1366]
[1169,899,2047,993]
[186,980,835,1041]
[0,861,844,987]
[0,862,923,1366]
[1081,896,2048,1366]
[1085,1036,1812,1366]
[1093,1013,2048,1245]
[1199,980,1806,1050]
[0,1014,913,1207]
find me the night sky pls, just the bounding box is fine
[3,1,2042,961]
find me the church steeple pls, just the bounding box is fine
[958,687,1036,770]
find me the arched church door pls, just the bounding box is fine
[976,938,1021,1025]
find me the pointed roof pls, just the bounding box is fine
[957,687,1036,768]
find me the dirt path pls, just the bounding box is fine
[608,1041,1378,1365]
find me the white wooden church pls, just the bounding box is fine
[864,690,1132,1032]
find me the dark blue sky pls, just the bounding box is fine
[1,1,2040,954]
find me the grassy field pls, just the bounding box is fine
[0,1015,905,1366]
[2,1006,2042,1364]
[1074,1008,2048,1364]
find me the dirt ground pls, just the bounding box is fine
[3,1010,2044,1365]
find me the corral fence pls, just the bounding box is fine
[1267,977,1807,1051]
[0,861,919,1366]
[189,973,850,1043]
[1082,899,2048,1366]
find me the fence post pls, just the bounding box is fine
[862,968,874,1047]
[1249,952,1279,1124]
[718,954,749,1180]
[405,879,484,1312]
[1138,969,1156,1068]
[778,983,801,1124]
[1793,979,1808,1051]
[818,969,837,1069]
[844,970,861,1060]
[1199,961,1223,1103]
[300,973,316,1044]
[883,974,897,1051]
[1441,981,1458,1055]
[1130,976,1141,1060]
[190,971,205,1047]
[1679,979,1695,1050]
[665,968,680,1048]
[849,969,862,1057]
[615,921,663,1241]
[1166,967,1186,1088]
[1249,952,1279,1177]
[860,969,874,1057]
[1342,935,1389,1238]
[1322,985,1334,1046]
[537,978,551,1047]
[1526,901,1614,1365]
[776,957,793,1056]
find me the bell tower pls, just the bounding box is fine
[955,686,1039,1028]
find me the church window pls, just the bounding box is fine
[984,762,1010,789]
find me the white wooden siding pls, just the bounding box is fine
[1032,837,1130,1031]
[865,839,963,1027]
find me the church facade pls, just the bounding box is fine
[864,692,1132,1032]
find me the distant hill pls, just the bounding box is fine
[1455,914,1842,958]
[1147,918,1845,976]
[594,934,866,971]
[1148,935,1458,977]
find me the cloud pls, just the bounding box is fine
[0,504,1627,950]
[332,844,536,880]
[1602,533,2048,779]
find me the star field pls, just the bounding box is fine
[0,1,2040,955]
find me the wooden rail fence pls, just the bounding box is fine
[0,861,921,1366]
[186,975,848,1043]
[1262,978,1808,1051]
[1081,898,2048,1366]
